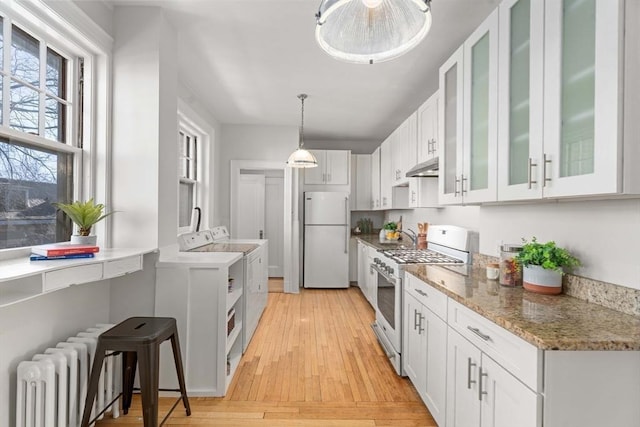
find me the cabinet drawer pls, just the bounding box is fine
[447,298,540,390]
[44,263,103,292]
[104,255,142,278]
[405,273,447,321]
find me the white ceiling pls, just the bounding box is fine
[109,0,498,151]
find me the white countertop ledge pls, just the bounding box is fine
[0,247,156,282]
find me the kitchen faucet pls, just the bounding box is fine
[402,228,417,249]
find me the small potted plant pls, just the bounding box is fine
[52,198,115,245]
[382,221,399,241]
[515,237,580,295]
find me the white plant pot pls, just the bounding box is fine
[70,235,97,246]
[522,265,563,295]
[379,229,387,243]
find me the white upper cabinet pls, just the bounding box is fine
[350,154,372,211]
[380,138,392,209]
[498,0,639,200]
[497,0,545,201]
[371,147,381,210]
[439,8,499,206]
[439,45,465,205]
[541,0,624,198]
[462,8,499,204]
[391,112,417,187]
[417,91,439,164]
[304,150,350,185]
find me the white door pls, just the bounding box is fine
[424,309,448,427]
[447,328,481,427]
[480,354,538,427]
[265,175,284,277]
[237,174,265,239]
[403,293,427,395]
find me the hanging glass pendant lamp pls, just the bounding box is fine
[315,0,433,64]
[287,94,318,168]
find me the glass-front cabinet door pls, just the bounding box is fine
[438,46,464,205]
[462,8,498,204]
[497,0,544,201]
[542,0,622,197]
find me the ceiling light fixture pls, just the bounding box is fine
[315,0,432,64]
[287,94,318,168]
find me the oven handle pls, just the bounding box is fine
[371,322,396,360]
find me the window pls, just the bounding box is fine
[0,14,80,249]
[178,126,198,230]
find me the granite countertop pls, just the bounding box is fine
[405,264,640,351]
[354,233,409,250]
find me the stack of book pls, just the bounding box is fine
[30,242,100,261]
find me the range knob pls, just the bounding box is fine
[380,263,386,268]
[373,257,380,264]
[387,267,394,275]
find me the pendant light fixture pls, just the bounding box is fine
[287,94,318,168]
[315,0,433,64]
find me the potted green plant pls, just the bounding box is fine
[515,237,580,295]
[52,198,115,245]
[382,221,399,241]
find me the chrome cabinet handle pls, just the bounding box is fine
[418,313,425,334]
[461,174,467,195]
[467,326,491,341]
[543,153,552,187]
[344,197,348,254]
[415,288,428,298]
[414,309,420,330]
[479,367,488,401]
[527,157,538,189]
[411,191,416,203]
[467,357,477,389]
[454,177,461,197]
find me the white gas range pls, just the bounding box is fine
[371,225,478,375]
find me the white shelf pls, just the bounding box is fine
[226,320,243,352]
[226,285,243,311]
[0,248,154,307]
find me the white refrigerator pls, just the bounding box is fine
[303,191,350,288]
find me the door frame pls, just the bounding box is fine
[230,160,299,293]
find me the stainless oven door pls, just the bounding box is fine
[371,262,402,374]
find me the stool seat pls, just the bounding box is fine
[81,316,191,427]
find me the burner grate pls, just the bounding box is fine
[382,249,464,265]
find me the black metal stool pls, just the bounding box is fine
[80,317,191,427]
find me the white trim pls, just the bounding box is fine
[230,160,298,293]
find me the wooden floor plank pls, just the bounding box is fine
[97,285,434,426]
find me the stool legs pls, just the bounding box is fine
[121,351,137,415]
[81,342,106,427]
[137,344,160,427]
[170,332,191,415]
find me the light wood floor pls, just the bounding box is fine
[268,277,284,293]
[97,287,436,426]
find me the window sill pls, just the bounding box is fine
[0,247,157,307]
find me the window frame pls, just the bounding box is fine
[0,1,106,255]
[177,120,202,234]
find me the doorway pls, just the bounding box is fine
[230,160,299,293]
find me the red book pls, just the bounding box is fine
[31,243,100,257]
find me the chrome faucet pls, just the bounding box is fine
[402,228,417,248]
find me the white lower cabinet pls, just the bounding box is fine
[405,273,640,427]
[446,328,538,427]
[403,284,447,427]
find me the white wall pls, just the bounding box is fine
[218,124,298,227]
[388,197,640,290]
[110,7,178,248]
[0,282,111,427]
